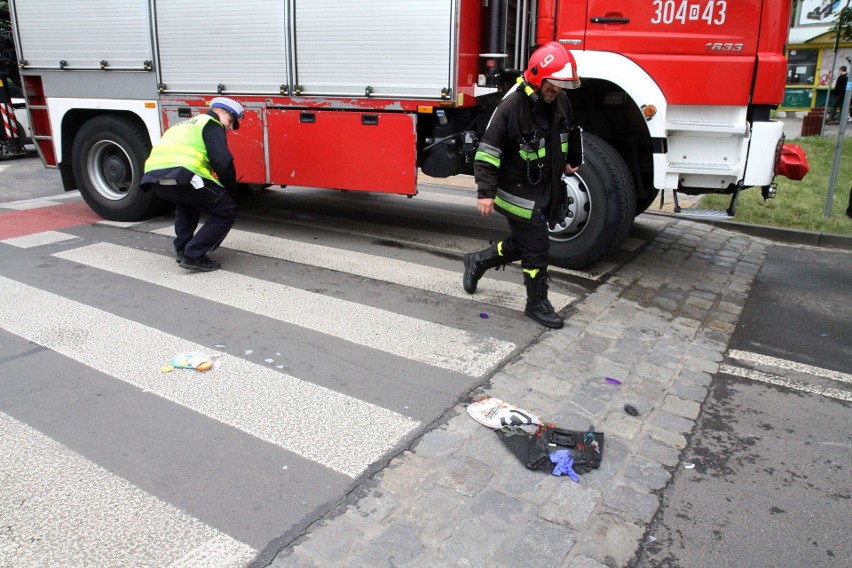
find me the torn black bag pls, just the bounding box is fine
[496,424,604,474]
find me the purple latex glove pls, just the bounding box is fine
[549,450,579,482]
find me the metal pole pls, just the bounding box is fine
[824,84,852,217]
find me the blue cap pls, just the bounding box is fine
[210,97,245,130]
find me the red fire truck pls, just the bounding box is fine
[8,0,805,268]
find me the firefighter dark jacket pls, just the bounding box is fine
[474,87,582,226]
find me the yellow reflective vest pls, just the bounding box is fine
[144,114,223,187]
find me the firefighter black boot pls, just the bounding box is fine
[463,244,503,294]
[523,270,564,329]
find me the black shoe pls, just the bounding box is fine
[179,255,221,272]
[175,248,185,263]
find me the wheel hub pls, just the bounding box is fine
[104,155,128,185]
[88,140,134,200]
[549,173,591,242]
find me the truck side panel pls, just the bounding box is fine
[266,109,418,194]
[13,0,150,71]
[155,0,289,95]
[293,0,454,99]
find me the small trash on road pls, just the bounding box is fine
[169,351,220,372]
[624,404,640,416]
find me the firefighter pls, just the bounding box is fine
[141,97,244,272]
[464,42,583,329]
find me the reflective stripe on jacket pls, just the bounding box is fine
[144,114,223,187]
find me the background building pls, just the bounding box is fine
[783,0,852,111]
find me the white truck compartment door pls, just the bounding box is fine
[154,0,289,94]
[13,0,150,70]
[293,0,455,99]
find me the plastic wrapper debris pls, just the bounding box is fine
[170,351,220,372]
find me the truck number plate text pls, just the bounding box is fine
[651,0,727,25]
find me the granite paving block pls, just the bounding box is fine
[580,438,629,489]
[538,478,602,529]
[638,436,682,467]
[293,519,361,563]
[662,394,701,420]
[509,519,577,566]
[495,461,553,505]
[602,483,661,524]
[669,381,708,403]
[364,523,424,566]
[568,513,646,568]
[351,488,399,525]
[646,426,688,451]
[439,517,506,567]
[405,487,471,538]
[436,457,493,497]
[414,429,465,459]
[379,451,433,496]
[471,489,525,518]
[567,555,611,568]
[624,456,672,491]
[651,410,696,435]
[600,410,643,441]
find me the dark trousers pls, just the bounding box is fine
[830,94,849,121]
[151,182,238,259]
[500,216,550,270]
[847,185,852,218]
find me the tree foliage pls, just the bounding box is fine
[1,2,10,32]
[831,6,852,42]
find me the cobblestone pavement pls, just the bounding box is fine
[270,219,767,568]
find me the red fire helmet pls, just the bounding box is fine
[523,42,581,90]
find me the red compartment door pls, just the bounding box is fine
[267,109,417,194]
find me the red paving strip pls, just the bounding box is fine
[0,202,104,240]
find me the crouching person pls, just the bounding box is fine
[141,97,244,272]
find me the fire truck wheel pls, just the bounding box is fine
[72,115,165,222]
[547,132,636,269]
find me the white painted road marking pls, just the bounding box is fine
[728,350,852,385]
[0,191,80,210]
[0,276,419,478]
[154,227,576,312]
[1,230,81,248]
[719,364,852,403]
[0,411,257,568]
[55,242,516,376]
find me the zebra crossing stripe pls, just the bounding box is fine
[153,227,576,313]
[0,276,419,478]
[719,364,852,403]
[53,242,516,377]
[0,411,257,568]
[727,350,852,385]
[1,230,82,248]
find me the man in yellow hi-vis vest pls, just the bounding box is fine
[141,97,244,272]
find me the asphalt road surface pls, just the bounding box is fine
[634,244,852,568]
[0,157,658,566]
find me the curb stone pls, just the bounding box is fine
[272,219,768,567]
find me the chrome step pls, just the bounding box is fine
[673,208,734,220]
[668,161,736,174]
[665,120,746,135]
